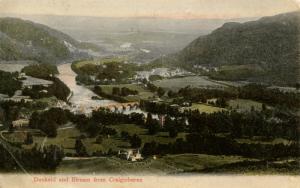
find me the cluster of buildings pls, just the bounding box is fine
[193,65,219,73]
[0,75,53,103]
[0,106,29,128]
[118,149,143,162]
[135,68,192,81]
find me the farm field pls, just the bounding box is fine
[4,124,186,155]
[110,124,187,145]
[153,76,226,91]
[209,64,264,81]
[99,84,155,101]
[57,154,250,174]
[228,99,265,112]
[0,61,35,72]
[181,103,226,114]
[73,57,127,69]
[235,137,294,145]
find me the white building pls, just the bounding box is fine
[12,119,29,128]
[118,149,143,162]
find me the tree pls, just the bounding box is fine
[157,87,165,97]
[43,120,58,137]
[148,121,160,135]
[0,70,22,97]
[8,123,14,133]
[95,135,103,144]
[129,134,142,148]
[25,133,33,145]
[167,90,177,98]
[216,97,227,108]
[129,112,144,125]
[147,83,158,92]
[142,141,157,156]
[121,131,130,140]
[168,126,178,138]
[262,103,267,111]
[145,113,153,126]
[295,83,300,90]
[75,139,88,157]
[94,86,102,94]
[112,87,120,95]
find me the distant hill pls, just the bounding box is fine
[155,11,300,86]
[0,17,102,63]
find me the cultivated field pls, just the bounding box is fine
[153,76,226,91]
[4,124,186,155]
[73,57,127,68]
[99,84,155,101]
[228,99,265,112]
[181,103,226,114]
[0,61,35,72]
[57,154,250,174]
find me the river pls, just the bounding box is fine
[57,63,150,116]
[57,63,117,114]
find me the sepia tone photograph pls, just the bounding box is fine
[0,0,299,187]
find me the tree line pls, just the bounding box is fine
[0,70,22,97]
[0,143,64,172]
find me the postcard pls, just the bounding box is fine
[0,0,299,187]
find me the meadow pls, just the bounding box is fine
[153,76,226,91]
[99,84,155,101]
[181,103,226,114]
[73,57,128,69]
[57,153,250,174]
[4,124,186,155]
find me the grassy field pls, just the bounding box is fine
[181,103,226,114]
[200,159,300,175]
[4,128,100,154]
[0,61,34,72]
[73,57,127,69]
[228,99,265,112]
[209,64,264,81]
[57,154,249,174]
[3,132,28,143]
[235,138,294,145]
[110,124,187,145]
[34,96,59,106]
[99,84,155,101]
[153,76,226,91]
[5,124,186,155]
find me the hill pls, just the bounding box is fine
[0,17,101,63]
[154,11,300,86]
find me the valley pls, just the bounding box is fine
[0,11,299,175]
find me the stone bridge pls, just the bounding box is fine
[97,102,140,112]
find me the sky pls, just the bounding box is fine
[0,0,299,19]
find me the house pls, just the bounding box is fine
[118,149,143,162]
[158,114,165,127]
[0,107,4,123]
[12,119,29,128]
[21,76,53,88]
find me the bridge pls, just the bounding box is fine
[96,102,140,112]
[66,102,140,115]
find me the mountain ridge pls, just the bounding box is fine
[154,11,300,86]
[0,17,101,63]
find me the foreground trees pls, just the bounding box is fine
[0,70,22,97]
[21,63,58,79]
[75,139,88,157]
[129,134,142,148]
[29,108,70,137]
[0,144,64,172]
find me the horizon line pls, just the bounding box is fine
[1,11,297,20]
